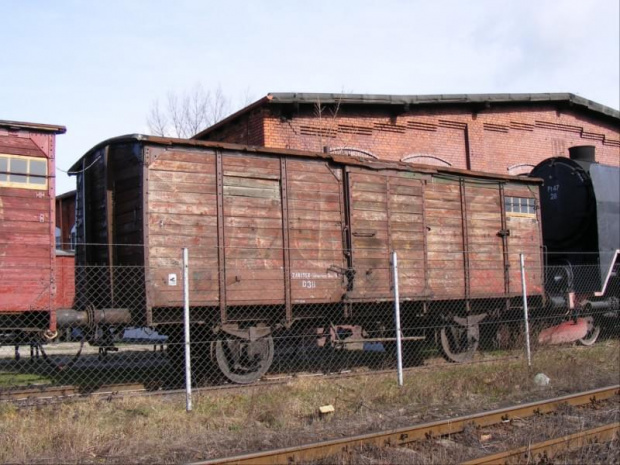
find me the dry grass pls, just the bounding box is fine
[0,340,618,464]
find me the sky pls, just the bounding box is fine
[2,0,619,195]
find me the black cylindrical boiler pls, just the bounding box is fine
[530,155,598,253]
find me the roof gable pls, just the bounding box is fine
[193,92,619,139]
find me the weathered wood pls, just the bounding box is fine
[287,179,341,192]
[227,279,286,291]
[226,289,285,302]
[149,180,216,195]
[289,209,341,221]
[149,234,218,247]
[149,170,217,184]
[152,149,215,165]
[223,153,280,169]
[148,213,218,228]
[288,199,341,213]
[225,236,284,248]
[425,198,462,210]
[150,159,217,173]
[68,138,544,328]
[289,249,345,260]
[225,216,284,229]
[289,224,342,237]
[286,159,332,172]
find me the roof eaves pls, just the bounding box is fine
[70,133,542,186]
[267,92,619,119]
[191,96,270,140]
[0,119,66,134]
[192,92,619,139]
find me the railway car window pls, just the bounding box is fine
[0,157,7,181]
[505,196,536,217]
[11,158,28,183]
[0,154,48,189]
[29,160,47,185]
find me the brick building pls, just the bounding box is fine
[55,190,76,251]
[194,93,619,175]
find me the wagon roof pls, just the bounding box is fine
[0,119,66,134]
[193,92,620,140]
[69,133,542,185]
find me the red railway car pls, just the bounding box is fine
[68,135,544,383]
[0,119,66,337]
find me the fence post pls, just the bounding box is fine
[392,251,404,386]
[183,247,192,411]
[520,253,532,367]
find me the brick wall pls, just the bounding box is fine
[205,108,265,146]
[203,103,619,174]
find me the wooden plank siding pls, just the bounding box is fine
[505,184,543,295]
[72,138,544,327]
[424,179,465,298]
[465,183,506,297]
[143,148,351,314]
[0,124,62,331]
[146,148,219,309]
[55,254,75,309]
[0,172,54,314]
[286,159,347,304]
[222,153,285,306]
[346,169,426,300]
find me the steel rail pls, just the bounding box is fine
[1,352,525,404]
[191,385,620,465]
[0,364,432,403]
[0,382,148,402]
[462,422,620,465]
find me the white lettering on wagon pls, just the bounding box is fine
[291,272,335,280]
[547,184,560,201]
[291,271,338,290]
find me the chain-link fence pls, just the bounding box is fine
[0,246,618,406]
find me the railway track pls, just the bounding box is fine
[1,348,528,404]
[0,364,434,403]
[463,423,619,465]
[191,385,620,465]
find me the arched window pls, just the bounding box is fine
[327,147,378,159]
[401,154,452,167]
[507,164,535,176]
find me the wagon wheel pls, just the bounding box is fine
[440,323,479,363]
[578,316,601,346]
[215,334,274,384]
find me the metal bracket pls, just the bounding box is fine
[221,324,272,341]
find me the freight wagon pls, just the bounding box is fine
[0,119,66,338]
[64,135,544,383]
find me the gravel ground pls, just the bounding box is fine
[310,398,620,464]
[0,339,618,464]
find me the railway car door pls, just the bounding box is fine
[345,167,426,300]
[221,155,348,311]
[221,154,286,308]
[284,159,349,305]
[463,182,506,297]
[503,185,543,296]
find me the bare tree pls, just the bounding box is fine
[147,83,232,138]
